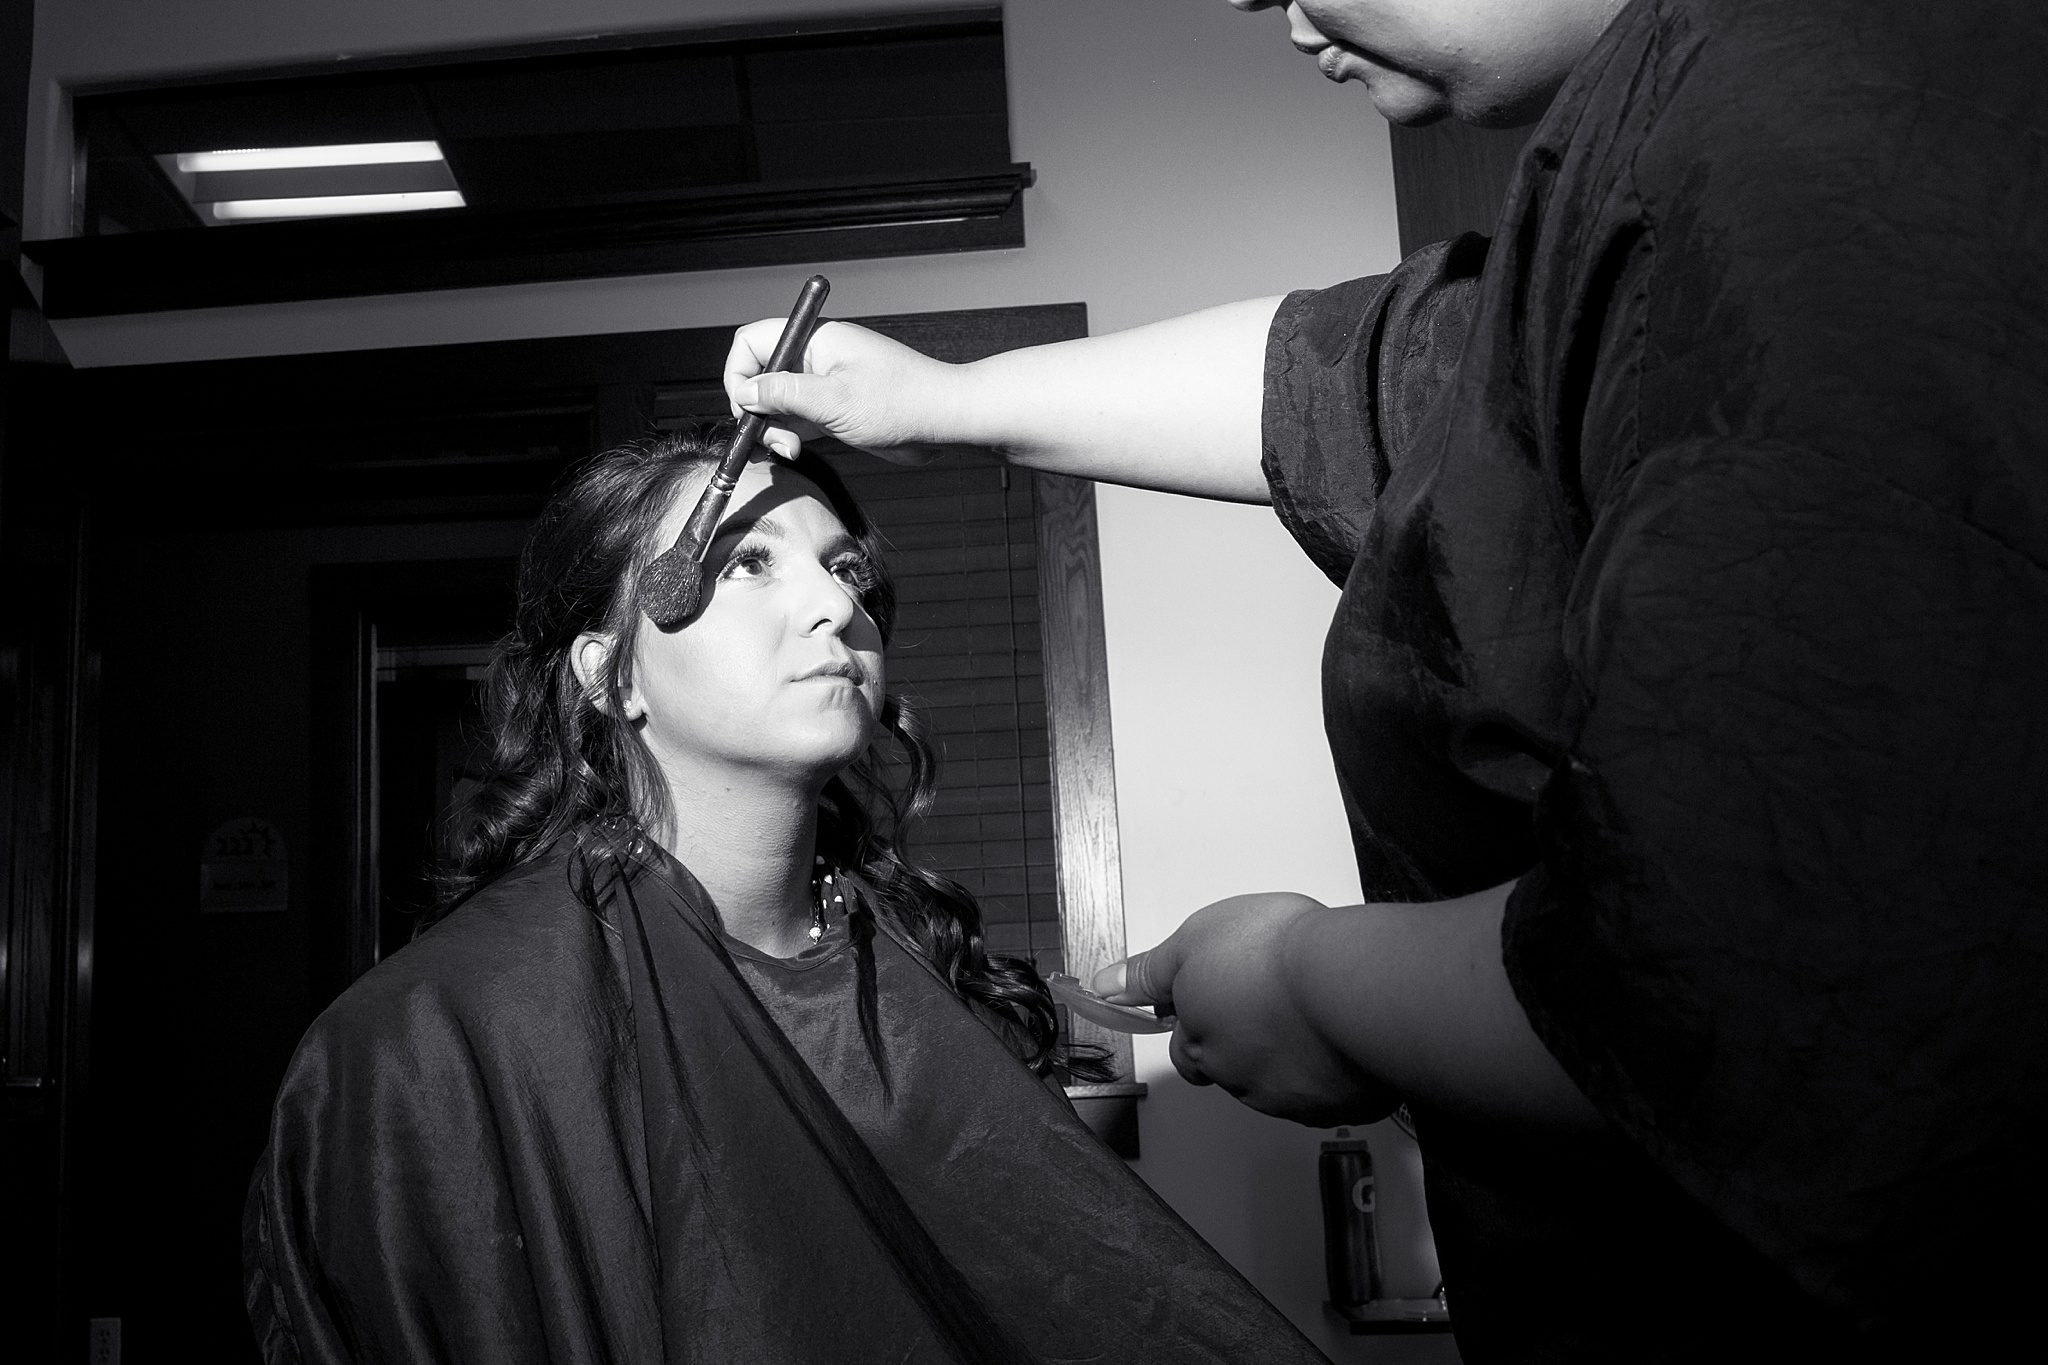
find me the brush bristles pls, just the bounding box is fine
[640,549,705,629]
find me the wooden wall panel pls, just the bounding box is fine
[1388,119,1534,256]
[1032,469,1132,1080]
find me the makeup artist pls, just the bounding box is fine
[726,0,2047,1359]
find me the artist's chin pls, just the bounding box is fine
[1326,51,1452,126]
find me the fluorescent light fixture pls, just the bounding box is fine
[177,141,446,173]
[208,190,466,221]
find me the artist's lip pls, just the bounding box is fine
[1316,43,1368,82]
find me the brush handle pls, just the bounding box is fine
[681,275,833,563]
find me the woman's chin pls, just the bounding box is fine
[778,727,876,784]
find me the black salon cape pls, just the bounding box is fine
[243,851,1328,1364]
[1262,0,2046,1359]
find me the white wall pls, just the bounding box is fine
[26,2,1445,1358]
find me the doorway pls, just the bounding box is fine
[376,640,495,958]
[62,303,1126,1358]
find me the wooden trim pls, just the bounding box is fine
[309,585,379,996]
[0,508,100,1347]
[65,8,1005,100]
[1034,471,1133,1082]
[53,514,100,1336]
[310,559,519,998]
[29,168,1031,318]
[57,519,100,1109]
[72,303,1090,408]
[1387,121,1533,257]
[834,302,1086,365]
[349,615,380,983]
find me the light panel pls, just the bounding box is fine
[176,141,446,174]
[208,190,466,221]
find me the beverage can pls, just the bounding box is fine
[1319,1130,1382,1307]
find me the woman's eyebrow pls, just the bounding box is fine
[707,511,789,552]
[706,511,858,560]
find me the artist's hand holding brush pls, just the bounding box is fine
[1091,885,1604,1132]
[726,318,973,468]
[725,299,1282,501]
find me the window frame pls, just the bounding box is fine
[74,303,1135,1089]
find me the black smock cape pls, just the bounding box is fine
[243,849,1328,1364]
[1261,0,2046,1359]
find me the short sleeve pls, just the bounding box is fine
[1261,234,1489,585]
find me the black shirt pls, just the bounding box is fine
[1262,0,2046,1357]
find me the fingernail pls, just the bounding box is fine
[734,379,760,407]
[1092,961,1127,999]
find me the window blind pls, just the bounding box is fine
[820,447,1063,976]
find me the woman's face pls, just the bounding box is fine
[1225,0,1625,126]
[614,461,886,792]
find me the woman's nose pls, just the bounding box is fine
[795,562,860,636]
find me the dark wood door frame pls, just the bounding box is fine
[309,558,518,996]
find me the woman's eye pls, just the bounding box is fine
[830,555,878,590]
[720,546,772,580]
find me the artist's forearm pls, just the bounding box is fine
[951,297,1282,502]
[1281,885,1605,1129]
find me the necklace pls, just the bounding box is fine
[811,856,847,942]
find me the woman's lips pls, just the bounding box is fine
[794,661,866,684]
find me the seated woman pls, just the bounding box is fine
[242,435,1326,1364]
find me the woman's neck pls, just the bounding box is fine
[657,769,821,958]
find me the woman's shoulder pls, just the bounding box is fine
[302,856,621,1064]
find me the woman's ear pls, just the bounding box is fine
[571,632,644,721]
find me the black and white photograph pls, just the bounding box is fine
[1,2,2041,1362]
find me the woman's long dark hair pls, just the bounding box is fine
[437,431,1107,1082]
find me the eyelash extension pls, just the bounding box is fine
[716,542,878,593]
[831,552,881,591]
[717,541,772,580]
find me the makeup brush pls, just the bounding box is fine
[640,274,832,628]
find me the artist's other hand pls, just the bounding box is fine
[726,319,976,465]
[1094,894,1400,1127]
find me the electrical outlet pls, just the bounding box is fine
[88,1318,121,1365]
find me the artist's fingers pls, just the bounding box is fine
[723,317,850,414]
[1094,941,1180,1007]
[726,319,805,450]
[736,371,850,460]
[757,426,803,460]
[723,317,789,393]
[734,372,852,451]
[1091,957,1132,1000]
